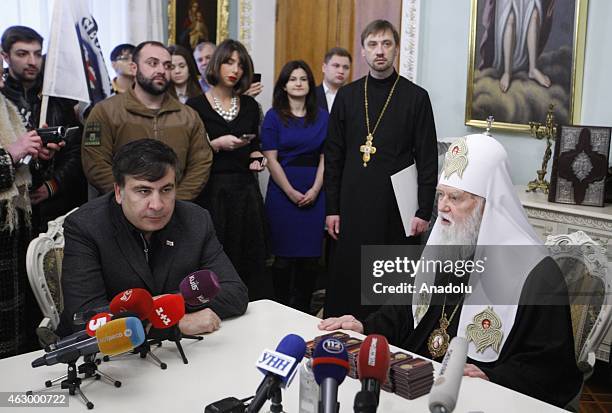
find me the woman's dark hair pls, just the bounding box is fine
[167,44,202,100]
[272,60,318,126]
[112,139,181,187]
[206,39,253,94]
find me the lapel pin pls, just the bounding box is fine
[166,240,174,247]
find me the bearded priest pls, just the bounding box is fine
[319,134,582,408]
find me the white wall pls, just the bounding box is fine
[248,0,276,113]
[417,0,612,184]
[579,1,612,126]
[247,0,276,196]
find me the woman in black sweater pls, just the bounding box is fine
[187,39,268,299]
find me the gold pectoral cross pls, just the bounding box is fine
[360,134,377,167]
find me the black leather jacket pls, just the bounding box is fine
[1,70,87,227]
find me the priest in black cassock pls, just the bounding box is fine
[319,134,582,408]
[323,19,438,319]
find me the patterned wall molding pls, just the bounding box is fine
[399,0,420,82]
[238,0,253,52]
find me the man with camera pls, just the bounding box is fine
[1,25,87,233]
[0,51,64,358]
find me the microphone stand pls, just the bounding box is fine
[136,340,168,369]
[28,353,120,410]
[100,318,168,369]
[246,376,281,413]
[361,380,381,405]
[102,339,168,370]
[148,325,203,364]
[269,387,283,413]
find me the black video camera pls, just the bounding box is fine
[36,126,74,146]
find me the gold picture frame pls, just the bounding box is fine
[168,0,230,52]
[465,0,588,132]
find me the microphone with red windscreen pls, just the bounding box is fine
[356,334,390,409]
[147,294,198,365]
[179,269,220,307]
[109,288,154,321]
[85,312,113,337]
[148,294,186,329]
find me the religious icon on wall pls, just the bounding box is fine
[465,0,588,132]
[549,125,611,207]
[168,0,229,52]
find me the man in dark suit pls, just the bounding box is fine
[60,139,248,336]
[315,47,352,314]
[316,47,352,112]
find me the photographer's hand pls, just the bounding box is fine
[6,130,42,163]
[38,140,65,161]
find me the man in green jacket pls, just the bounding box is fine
[82,41,212,201]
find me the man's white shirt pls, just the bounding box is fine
[323,81,336,112]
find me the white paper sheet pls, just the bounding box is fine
[391,164,419,237]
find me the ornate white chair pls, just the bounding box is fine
[545,231,611,411]
[26,208,78,345]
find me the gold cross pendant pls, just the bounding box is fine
[360,134,377,167]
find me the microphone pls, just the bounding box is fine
[45,329,90,352]
[95,317,147,356]
[246,334,307,413]
[312,338,349,413]
[47,311,112,351]
[148,294,186,329]
[85,312,114,337]
[353,391,379,413]
[32,317,145,368]
[109,288,154,320]
[110,310,141,321]
[72,304,111,325]
[147,294,205,366]
[356,334,390,409]
[179,269,220,307]
[429,337,468,413]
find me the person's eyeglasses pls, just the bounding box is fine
[115,55,132,62]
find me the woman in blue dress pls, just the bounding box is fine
[261,60,328,313]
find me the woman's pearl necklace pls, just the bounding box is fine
[212,94,238,122]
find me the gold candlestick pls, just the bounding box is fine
[526,104,557,193]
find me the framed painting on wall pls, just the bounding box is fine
[465,0,588,132]
[168,0,230,52]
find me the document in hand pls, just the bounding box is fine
[391,164,418,237]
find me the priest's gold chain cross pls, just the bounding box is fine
[360,134,377,164]
[361,74,400,167]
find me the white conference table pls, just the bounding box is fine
[0,300,566,412]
